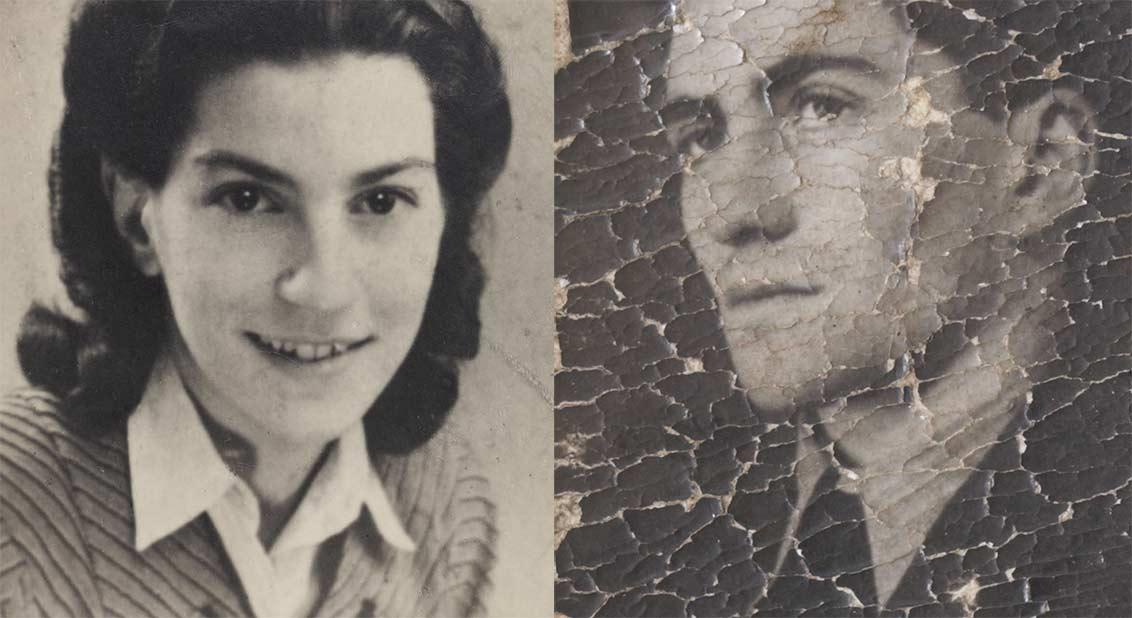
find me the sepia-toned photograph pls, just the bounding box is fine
[556,1,1129,616]
[3,0,1129,616]
[1,1,552,616]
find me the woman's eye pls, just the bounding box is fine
[351,188,417,215]
[212,185,277,214]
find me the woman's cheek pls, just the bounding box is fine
[164,224,286,321]
[364,241,440,325]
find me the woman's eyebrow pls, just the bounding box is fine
[194,151,434,192]
[194,150,297,189]
[350,158,435,190]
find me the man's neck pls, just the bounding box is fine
[802,336,1030,607]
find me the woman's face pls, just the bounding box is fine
[140,53,444,448]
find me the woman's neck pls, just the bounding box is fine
[190,386,331,547]
[167,338,332,548]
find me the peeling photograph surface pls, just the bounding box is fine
[555,1,1130,616]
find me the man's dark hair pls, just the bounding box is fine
[907,0,1113,120]
[18,0,512,455]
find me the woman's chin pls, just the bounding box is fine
[226,343,392,425]
[239,394,377,445]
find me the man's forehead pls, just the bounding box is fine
[670,0,912,94]
[738,0,906,54]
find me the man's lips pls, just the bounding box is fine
[724,283,824,306]
[244,332,374,363]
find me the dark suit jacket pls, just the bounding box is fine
[741,373,1130,617]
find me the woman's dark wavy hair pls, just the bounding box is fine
[18,0,512,455]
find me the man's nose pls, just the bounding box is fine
[275,215,359,311]
[756,198,797,241]
[718,197,798,246]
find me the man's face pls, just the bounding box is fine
[670,0,1024,411]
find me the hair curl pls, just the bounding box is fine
[19,0,512,455]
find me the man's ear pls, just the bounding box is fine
[100,157,161,276]
[1006,86,1096,228]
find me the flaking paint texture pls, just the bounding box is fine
[555,1,1130,616]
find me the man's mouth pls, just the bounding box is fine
[725,283,824,306]
[245,332,374,363]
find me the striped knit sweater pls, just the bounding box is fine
[0,388,496,617]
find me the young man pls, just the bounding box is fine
[666,0,1119,614]
[556,1,1126,615]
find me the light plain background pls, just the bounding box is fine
[0,1,554,615]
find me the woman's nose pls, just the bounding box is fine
[275,217,359,311]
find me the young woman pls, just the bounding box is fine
[1,1,511,616]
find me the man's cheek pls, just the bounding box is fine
[694,135,789,214]
[851,156,920,254]
[788,186,872,245]
[793,145,868,191]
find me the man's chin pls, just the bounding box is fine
[740,361,905,424]
[741,382,823,424]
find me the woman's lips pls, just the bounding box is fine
[244,332,374,363]
[724,283,824,306]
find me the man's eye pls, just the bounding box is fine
[351,188,417,215]
[791,87,858,123]
[799,96,848,120]
[212,185,278,214]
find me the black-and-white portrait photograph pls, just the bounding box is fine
[556,1,1129,616]
[1,1,552,616]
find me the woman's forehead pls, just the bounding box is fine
[181,54,436,186]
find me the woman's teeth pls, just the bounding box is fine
[250,334,360,362]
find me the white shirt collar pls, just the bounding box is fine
[127,351,415,553]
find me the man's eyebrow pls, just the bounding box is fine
[193,151,435,190]
[761,54,884,92]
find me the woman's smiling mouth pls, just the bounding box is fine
[245,332,374,363]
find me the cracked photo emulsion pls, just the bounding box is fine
[1,1,553,617]
[556,1,1129,616]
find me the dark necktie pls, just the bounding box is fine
[756,467,880,616]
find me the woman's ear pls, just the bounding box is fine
[1006,86,1096,227]
[100,157,161,276]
